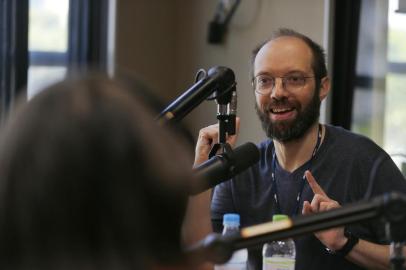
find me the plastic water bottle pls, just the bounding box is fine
[262,215,296,270]
[215,213,248,270]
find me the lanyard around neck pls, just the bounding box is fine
[270,124,322,216]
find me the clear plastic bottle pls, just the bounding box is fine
[262,215,296,270]
[215,213,248,270]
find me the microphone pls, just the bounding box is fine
[157,66,236,124]
[190,142,259,195]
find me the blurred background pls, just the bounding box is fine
[1,0,405,175]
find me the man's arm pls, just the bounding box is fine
[303,171,406,270]
[346,240,390,270]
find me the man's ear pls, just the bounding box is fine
[319,77,330,101]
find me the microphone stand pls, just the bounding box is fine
[391,241,405,270]
[186,192,406,269]
[208,86,237,159]
[386,197,406,270]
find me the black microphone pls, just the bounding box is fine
[190,142,259,195]
[157,66,236,124]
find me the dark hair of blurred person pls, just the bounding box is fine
[0,75,195,270]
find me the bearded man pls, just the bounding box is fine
[185,28,406,270]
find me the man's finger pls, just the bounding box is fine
[302,200,313,215]
[305,170,327,196]
[236,116,241,133]
[310,194,321,212]
[319,201,330,212]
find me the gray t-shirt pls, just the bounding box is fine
[211,125,406,270]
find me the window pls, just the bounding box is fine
[0,0,28,122]
[1,0,111,121]
[28,0,69,99]
[352,0,406,174]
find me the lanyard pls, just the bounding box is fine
[270,124,322,216]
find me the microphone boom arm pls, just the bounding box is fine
[186,192,406,265]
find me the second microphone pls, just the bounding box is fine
[190,142,260,195]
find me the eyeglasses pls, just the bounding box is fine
[252,74,315,95]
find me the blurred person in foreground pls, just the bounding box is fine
[0,75,197,270]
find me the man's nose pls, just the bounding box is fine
[270,78,287,99]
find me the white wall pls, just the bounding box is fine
[115,0,327,145]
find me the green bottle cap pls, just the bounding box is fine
[272,214,289,222]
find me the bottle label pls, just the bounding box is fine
[214,249,248,270]
[263,257,295,270]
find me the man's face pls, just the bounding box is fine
[253,37,321,142]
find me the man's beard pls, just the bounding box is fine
[255,89,321,142]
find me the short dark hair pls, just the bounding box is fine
[0,75,193,269]
[250,28,328,80]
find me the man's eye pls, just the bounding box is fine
[287,76,304,84]
[257,77,273,85]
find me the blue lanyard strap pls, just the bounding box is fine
[270,124,322,216]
